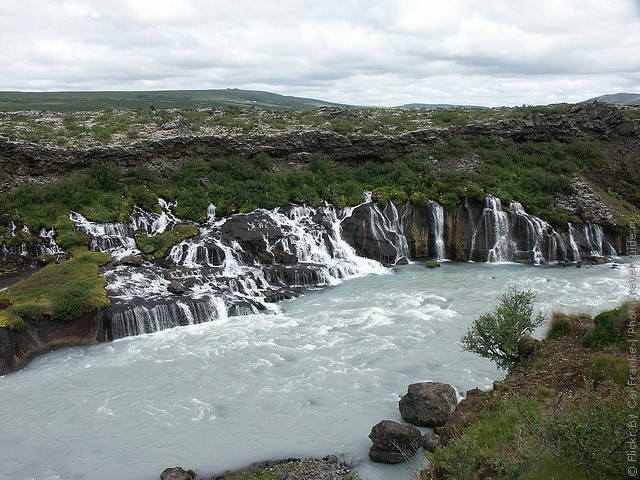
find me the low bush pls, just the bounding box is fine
[583,301,638,349]
[546,312,572,340]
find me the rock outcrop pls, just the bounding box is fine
[0,310,109,375]
[368,420,423,464]
[399,382,458,427]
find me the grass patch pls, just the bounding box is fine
[546,312,573,339]
[428,394,541,479]
[135,224,199,259]
[589,353,630,387]
[519,456,597,480]
[0,251,111,329]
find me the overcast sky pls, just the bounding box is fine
[1,0,639,106]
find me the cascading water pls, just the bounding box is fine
[383,201,410,261]
[509,201,567,264]
[130,198,180,235]
[470,195,512,262]
[567,223,581,262]
[0,222,63,261]
[429,201,446,261]
[70,211,137,258]
[92,202,388,338]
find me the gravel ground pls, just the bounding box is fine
[209,456,358,480]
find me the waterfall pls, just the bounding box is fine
[382,201,410,261]
[509,201,566,264]
[70,212,137,259]
[567,223,581,262]
[110,297,225,338]
[1,222,63,260]
[101,203,387,338]
[130,199,179,235]
[429,201,446,261]
[470,195,511,262]
[582,222,604,256]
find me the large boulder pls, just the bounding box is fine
[399,382,457,427]
[160,467,195,480]
[368,420,422,464]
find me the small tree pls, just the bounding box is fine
[461,286,544,371]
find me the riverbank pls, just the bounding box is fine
[423,300,638,480]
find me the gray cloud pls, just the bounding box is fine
[0,0,638,106]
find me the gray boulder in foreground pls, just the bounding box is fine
[160,467,195,480]
[399,381,457,427]
[368,420,422,464]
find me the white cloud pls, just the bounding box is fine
[0,0,638,105]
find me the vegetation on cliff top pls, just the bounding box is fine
[425,301,638,480]
[0,134,624,235]
[0,249,111,329]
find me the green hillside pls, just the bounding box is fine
[0,89,343,112]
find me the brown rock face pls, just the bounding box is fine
[0,310,108,375]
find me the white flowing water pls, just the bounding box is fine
[0,261,630,480]
[429,201,446,261]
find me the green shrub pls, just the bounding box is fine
[583,302,638,349]
[461,287,545,371]
[544,390,628,479]
[330,120,356,134]
[427,395,540,479]
[546,313,572,340]
[56,229,89,251]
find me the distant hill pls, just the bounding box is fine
[0,89,344,112]
[396,103,489,109]
[582,92,640,105]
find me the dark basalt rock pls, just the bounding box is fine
[160,466,195,480]
[121,254,143,266]
[167,281,186,295]
[368,419,423,464]
[399,382,458,427]
[395,256,409,265]
[422,431,441,453]
[340,203,400,265]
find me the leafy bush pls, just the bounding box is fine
[330,120,356,134]
[583,302,638,349]
[461,287,545,370]
[427,395,540,479]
